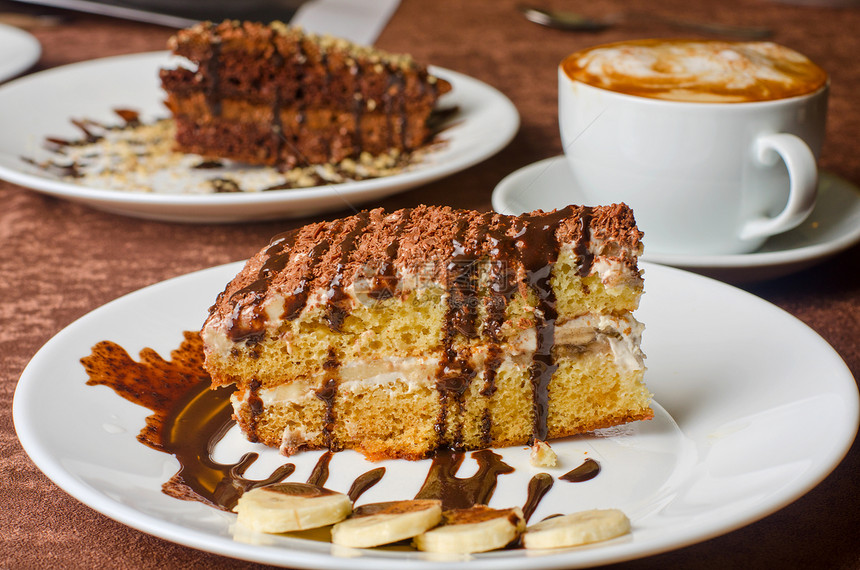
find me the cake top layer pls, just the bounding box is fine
[169,20,432,74]
[205,204,643,342]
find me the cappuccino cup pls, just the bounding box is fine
[559,39,828,255]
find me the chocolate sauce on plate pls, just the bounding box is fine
[82,333,565,519]
[560,458,601,483]
[81,332,293,511]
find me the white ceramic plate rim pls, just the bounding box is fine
[492,155,860,270]
[13,261,859,569]
[0,51,518,221]
[0,22,41,83]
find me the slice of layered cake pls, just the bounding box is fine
[159,20,452,168]
[201,205,652,460]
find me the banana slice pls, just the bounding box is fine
[234,482,352,534]
[331,499,442,548]
[414,506,525,554]
[522,508,630,549]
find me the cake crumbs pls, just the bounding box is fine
[529,440,558,467]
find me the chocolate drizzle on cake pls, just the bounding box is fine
[246,379,264,442]
[350,61,364,152]
[315,348,341,450]
[476,212,519,441]
[268,36,288,167]
[514,205,581,442]
[286,237,333,320]
[276,34,308,167]
[368,208,411,300]
[206,40,223,116]
[385,68,408,149]
[227,230,300,342]
[324,211,371,331]
[435,218,480,450]
[575,207,596,277]
[214,204,622,454]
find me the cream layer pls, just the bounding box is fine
[230,313,645,409]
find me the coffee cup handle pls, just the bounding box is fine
[740,133,818,240]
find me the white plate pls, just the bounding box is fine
[0,22,40,83]
[0,51,519,223]
[493,156,860,282]
[14,261,858,568]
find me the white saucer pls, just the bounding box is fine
[493,156,860,282]
[0,22,40,83]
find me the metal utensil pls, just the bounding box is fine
[519,5,772,39]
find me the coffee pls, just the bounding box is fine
[558,39,828,255]
[561,39,827,103]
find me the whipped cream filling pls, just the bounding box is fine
[231,314,645,411]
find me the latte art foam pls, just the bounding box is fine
[562,40,827,102]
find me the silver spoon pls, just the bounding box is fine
[519,5,772,40]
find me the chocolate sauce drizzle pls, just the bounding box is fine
[435,218,479,449]
[246,379,265,442]
[560,458,601,483]
[347,467,386,503]
[350,61,364,151]
[315,349,341,450]
[81,332,294,511]
[368,208,412,300]
[475,212,519,439]
[306,451,334,486]
[324,212,371,331]
[22,109,144,179]
[268,36,287,167]
[226,225,328,342]
[432,205,588,447]
[414,450,514,510]
[82,333,611,551]
[515,206,582,442]
[384,67,408,149]
[522,473,554,522]
[206,40,223,116]
[272,32,313,168]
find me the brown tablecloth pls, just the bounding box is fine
[2,0,859,567]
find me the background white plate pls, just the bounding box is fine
[493,156,860,282]
[0,22,41,83]
[13,261,858,568]
[0,51,519,223]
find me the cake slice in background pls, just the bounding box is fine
[159,20,452,168]
[201,204,652,460]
